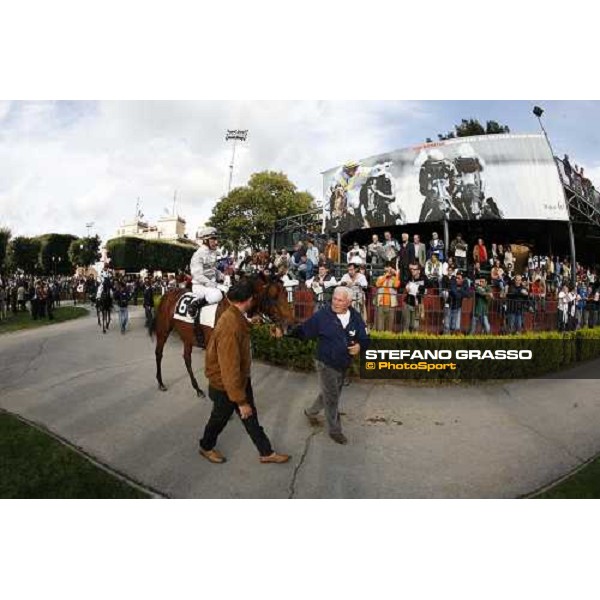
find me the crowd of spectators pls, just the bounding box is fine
[0,271,191,326]
[558,154,600,208]
[3,226,599,337]
[0,276,65,322]
[225,229,599,336]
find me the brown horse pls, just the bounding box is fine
[149,274,294,397]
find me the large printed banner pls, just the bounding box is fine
[322,134,569,233]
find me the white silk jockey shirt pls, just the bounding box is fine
[190,245,220,287]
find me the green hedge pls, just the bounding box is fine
[250,327,600,380]
[106,237,197,272]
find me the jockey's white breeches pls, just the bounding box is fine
[192,284,223,304]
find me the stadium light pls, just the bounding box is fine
[532,105,576,286]
[533,105,551,145]
[225,129,249,194]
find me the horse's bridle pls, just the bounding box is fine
[252,280,286,327]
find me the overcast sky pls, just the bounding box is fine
[1,100,599,244]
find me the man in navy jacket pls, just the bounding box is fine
[292,286,369,444]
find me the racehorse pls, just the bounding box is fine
[148,274,294,397]
[96,286,113,334]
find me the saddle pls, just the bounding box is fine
[173,293,218,328]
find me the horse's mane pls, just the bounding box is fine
[237,271,283,289]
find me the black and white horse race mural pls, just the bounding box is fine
[322,134,569,233]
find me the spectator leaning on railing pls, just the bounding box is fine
[530,276,546,312]
[340,263,368,321]
[425,254,445,289]
[374,262,400,332]
[307,264,337,312]
[506,275,529,334]
[403,265,426,333]
[444,272,470,335]
[470,277,492,334]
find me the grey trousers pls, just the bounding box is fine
[307,360,346,435]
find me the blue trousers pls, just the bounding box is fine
[119,307,129,331]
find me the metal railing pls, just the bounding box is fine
[287,286,598,334]
[555,157,600,227]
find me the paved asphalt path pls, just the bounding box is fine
[1,304,600,498]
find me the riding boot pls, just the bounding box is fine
[188,297,207,319]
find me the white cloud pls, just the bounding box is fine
[0,100,423,243]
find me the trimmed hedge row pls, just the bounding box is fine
[250,327,600,380]
[106,237,197,272]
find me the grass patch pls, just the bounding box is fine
[0,306,88,335]
[533,455,600,499]
[0,412,150,498]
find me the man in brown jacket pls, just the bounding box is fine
[199,280,290,465]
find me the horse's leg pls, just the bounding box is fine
[183,341,205,398]
[155,327,171,391]
[97,305,101,326]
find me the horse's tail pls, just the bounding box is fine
[148,315,156,338]
[148,291,167,339]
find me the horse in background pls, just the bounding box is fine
[148,274,293,397]
[96,284,113,334]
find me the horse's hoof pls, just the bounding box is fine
[158,385,168,392]
[103,330,106,334]
[197,389,206,398]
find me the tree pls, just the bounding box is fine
[485,120,511,135]
[0,227,11,275]
[207,171,316,250]
[432,118,511,141]
[7,237,42,274]
[37,233,77,275]
[69,235,101,268]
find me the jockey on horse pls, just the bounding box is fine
[96,263,114,301]
[188,226,227,346]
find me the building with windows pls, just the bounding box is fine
[115,214,195,245]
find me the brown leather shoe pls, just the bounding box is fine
[329,432,348,445]
[259,452,290,464]
[199,448,226,464]
[304,409,320,427]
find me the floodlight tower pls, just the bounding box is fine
[225,129,248,194]
[532,105,576,286]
